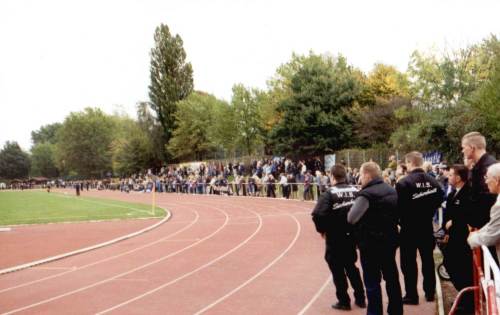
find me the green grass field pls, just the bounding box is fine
[0,190,166,226]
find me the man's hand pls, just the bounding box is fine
[445,220,453,230]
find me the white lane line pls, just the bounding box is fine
[3,207,231,315]
[96,208,263,314]
[193,213,301,315]
[0,206,197,293]
[297,275,332,315]
[0,206,171,275]
[30,266,77,271]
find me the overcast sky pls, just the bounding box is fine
[1,0,499,150]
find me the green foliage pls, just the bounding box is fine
[30,142,59,178]
[148,23,194,159]
[270,53,364,156]
[168,92,226,161]
[55,108,115,177]
[31,123,62,145]
[0,141,31,179]
[230,84,265,156]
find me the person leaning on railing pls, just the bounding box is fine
[468,162,500,265]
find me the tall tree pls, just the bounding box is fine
[231,84,265,156]
[168,92,224,161]
[55,108,115,178]
[31,123,62,145]
[137,102,168,166]
[30,142,59,178]
[269,53,363,156]
[0,141,31,179]
[148,23,194,160]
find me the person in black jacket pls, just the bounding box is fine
[461,132,497,228]
[348,162,403,315]
[312,164,366,311]
[442,164,474,313]
[397,151,444,305]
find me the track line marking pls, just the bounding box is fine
[297,275,332,315]
[0,207,170,275]
[193,213,301,315]
[3,207,231,314]
[30,266,77,271]
[0,207,198,293]
[95,208,263,315]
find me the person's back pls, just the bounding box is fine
[396,152,443,305]
[348,162,402,315]
[312,165,365,311]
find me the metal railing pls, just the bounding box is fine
[449,245,499,315]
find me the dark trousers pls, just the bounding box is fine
[360,243,403,315]
[325,236,365,305]
[400,232,435,299]
[443,238,474,310]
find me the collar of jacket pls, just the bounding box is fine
[409,168,425,174]
[473,153,495,170]
[363,177,384,189]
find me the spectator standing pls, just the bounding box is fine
[397,151,443,304]
[348,162,403,315]
[442,165,474,313]
[312,164,366,311]
[468,163,500,264]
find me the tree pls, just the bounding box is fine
[408,35,499,109]
[350,96,411,147]
[55,108,115,178]
[31,123,62,145]
[111,123,155,176]
[269,53,364,156]
[137,102,168,166]
[30,142,59,178]
[167,92,224,161]
[230,84,265,156]
[0,141,31,179]
[367,63,410,98]
[148,23,193,160]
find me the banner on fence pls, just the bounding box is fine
[324,154,336,172]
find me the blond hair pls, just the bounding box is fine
[462,132,486,150]
[360,162,381,178]
[405,151,424,167]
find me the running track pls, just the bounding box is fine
[0,190,435,314]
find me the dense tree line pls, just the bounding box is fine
[0,25,498,180]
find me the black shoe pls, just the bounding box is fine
[355,299,366,308]
[402,296,419,305]
[425,294,435,302]
[331,302,351,310]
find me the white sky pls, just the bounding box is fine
[1,0,499,151]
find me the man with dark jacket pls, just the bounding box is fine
[348,162,403,315]
[312,164,366,311]
[442,164,474,313]
[462,132,497,228]
[397,151,444,305]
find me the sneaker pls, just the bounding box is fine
[331,302,351,311]
[402,296,419,305]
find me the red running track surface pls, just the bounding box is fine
[0,190,435,315]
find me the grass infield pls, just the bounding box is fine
[0,190,165,226]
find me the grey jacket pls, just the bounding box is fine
[468,195,500,261]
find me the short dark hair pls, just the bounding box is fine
[451,164,469,182]
[330,164,347,182]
